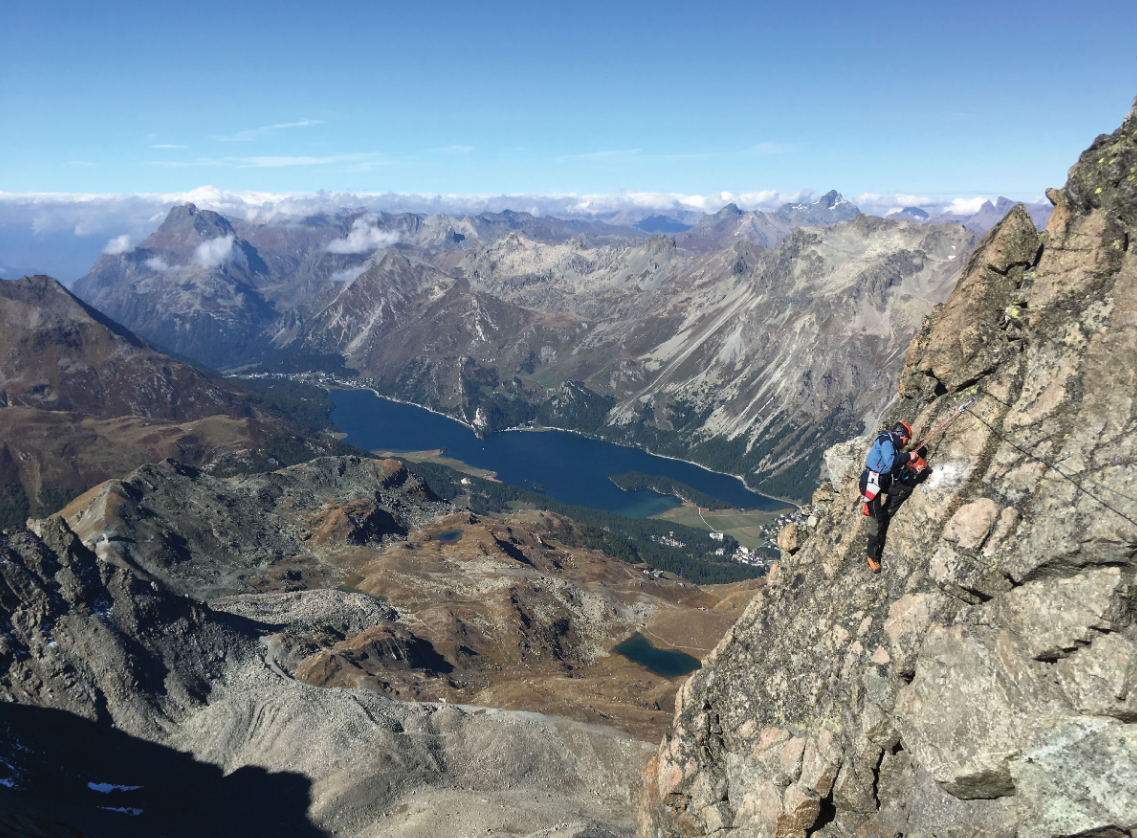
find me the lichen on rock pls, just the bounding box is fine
[637,98,1137,838]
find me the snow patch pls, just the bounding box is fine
[88,782,143,793]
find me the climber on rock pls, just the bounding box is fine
[859,420,928,572]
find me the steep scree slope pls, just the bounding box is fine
[636,103,1137,838]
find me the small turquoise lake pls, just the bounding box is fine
[329,389,789,519]
[611,633,702,677]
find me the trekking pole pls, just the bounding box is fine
[912,398,973,450]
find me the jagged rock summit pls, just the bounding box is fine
[637,101,1137,837]
[774,190,860,226]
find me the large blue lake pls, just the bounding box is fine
[330,389,790,519]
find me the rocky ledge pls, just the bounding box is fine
[636,101,1137,837]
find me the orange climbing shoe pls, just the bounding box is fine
[866,556,881,573]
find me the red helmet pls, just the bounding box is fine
[893,421,912,443]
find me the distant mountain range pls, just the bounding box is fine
[66,194,988,499]
[673,189,862,252]
[890,195,1051,231]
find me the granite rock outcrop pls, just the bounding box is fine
[637,101,1137,838]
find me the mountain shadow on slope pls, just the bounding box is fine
[0,703,323,838]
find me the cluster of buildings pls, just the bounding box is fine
[238,371,378,390]
[651,531,687,548]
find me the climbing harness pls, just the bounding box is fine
[863,471,881,501]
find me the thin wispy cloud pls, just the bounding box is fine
[151,144,186,149]
[67,161,95,166]
[348,159,396,171]
[146,158,227,168]
[146,152,386,169]
[556,149,642,162]
[649,152,714,161]
[215,118,323,143]
[329,264,370,283]
[557,148,720,164]
[749,142,795,155]
[240,153,382,168]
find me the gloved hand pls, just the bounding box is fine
[909,455,928,474]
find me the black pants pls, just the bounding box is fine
[859,470,915,562]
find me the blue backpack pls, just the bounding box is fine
[865,432,899,474]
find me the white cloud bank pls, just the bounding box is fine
[326,217,401,253]
[1,185,1021,237]
[943,197,992,215]
[191,235,235,269]
[0,186,1043,282]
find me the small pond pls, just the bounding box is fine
[335,585,388,602]
[611,632,702,678]
[430,530,463,544]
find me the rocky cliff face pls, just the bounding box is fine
[636,103,1137,838]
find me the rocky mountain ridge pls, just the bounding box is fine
[636,100,1137,838]
[0,275,248,421]
[70,196,981,499]
[393,215,978,497]
[672,191,861,252]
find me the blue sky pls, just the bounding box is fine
[2,0,1135,200]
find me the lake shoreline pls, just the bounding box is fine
[335,386,798,512]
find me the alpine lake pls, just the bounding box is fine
[330,389,788,518]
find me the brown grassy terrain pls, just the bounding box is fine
[297,506,763,742]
